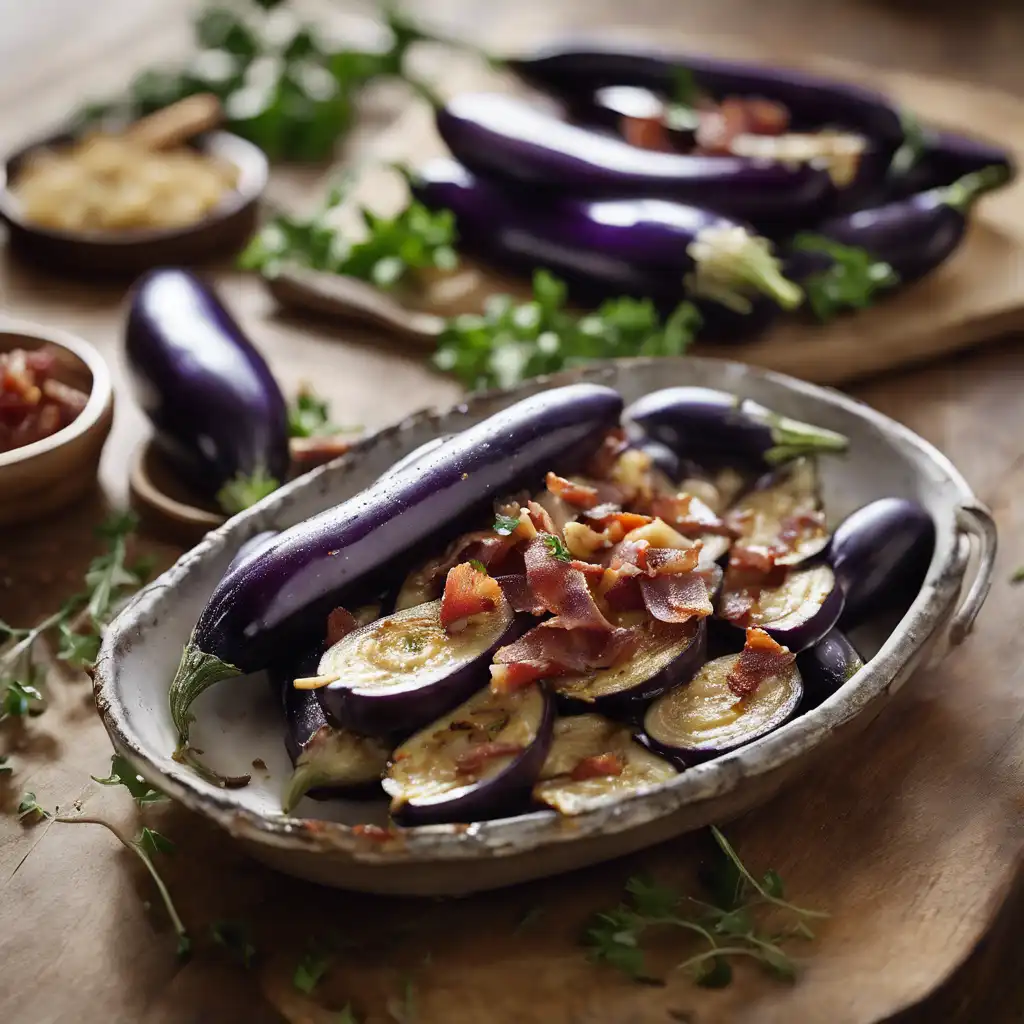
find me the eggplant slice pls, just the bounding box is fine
[318,598,519,737]
[644,653,803,762]
[384,682,553,825]
[551,617,706,713]
[533,714,677,815]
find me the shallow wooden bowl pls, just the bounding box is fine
[0,130,267,276]
[0,319,114,526]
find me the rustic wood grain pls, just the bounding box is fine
[1,2,1024,1023]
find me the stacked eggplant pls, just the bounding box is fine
[409,44,1014,339]
[171,384,935,825]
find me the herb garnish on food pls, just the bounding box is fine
[543,535,573,563]
[791,234,899,321]
[493,513,521,536]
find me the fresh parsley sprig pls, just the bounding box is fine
[585,826,824,987]
[791,234,898,321]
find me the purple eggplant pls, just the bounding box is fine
[435,93,836,234]
[887,128,1014,201]
[828,497,935,629]
[413,159,802,315]
[624,386,849,469]
[316,597,521,737]
[168,383,622,743]
[227,531,279,574]
[124,269,290,510]
[379,436,449,482]
[551,616,706,716]
[796,628,864,712]
[383,682,554,825]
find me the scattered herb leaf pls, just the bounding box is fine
[17,792,49,822]
[468,559,489,575]
[1010,567,1024,585]
[91,753,167,806]
[792,233,898,321]
[672,66,700,109]
[211,920,257,969]
[293,945,331,994]
[493,513,521,536]
[542,535,572,563]
[137,827,176,856]
[890,108,929,177]
[288,386,347,438]
[216,466,281,515]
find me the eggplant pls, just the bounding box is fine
[227,531,279,574]
[796,628,864,712]
[887,129,1014,201]
[717,563,845,651]
[413,159,803,315]
[532,713,677,815]
[124,269,290,507]
[584,84,699,147]
[643,650,803,763]
[637,438,683,482]
[316,597,521,737]
[624,386,849,469]
[382,682,554,825]
[435,93,836,234]
[380,436,450,482]
[506,42,904,155]
[828,497,935,629]
[168,383,622,743]
[552,616,705,715]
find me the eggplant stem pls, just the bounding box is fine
[168,640,242,744]
[941,164,1012,212]
[763,414,849,465]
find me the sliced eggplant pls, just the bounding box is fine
[718,563,844,651]
[383,682,553,825]
[551,616,705,714]
[727,458,828,567]
[533,713,677,814]
[796,628,864,712]
[317,598,519,737]
[643,652,802,762]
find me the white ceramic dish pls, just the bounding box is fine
[94,359,995,895]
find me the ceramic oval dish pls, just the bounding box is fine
[94,358,995,895]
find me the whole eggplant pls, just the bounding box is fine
[624,386,849,468]
[227,530,279,574]
[125,269,290,504]
[828,497,935,628]
[796,628,864,712]
[168,383,623,742]
[506,41,904,155]
[435,93,836,234]
[886,129,1014,201]
[413,159,802,315]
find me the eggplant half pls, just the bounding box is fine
[796,628,864,713]
[551,616,705,715]
[383,682,553,825]
[532,713,677,815]
[643,652,803,762]
[317,598,520,738]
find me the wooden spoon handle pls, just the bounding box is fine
[124,93,223,150]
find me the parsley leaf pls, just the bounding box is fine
[293,945,331,993]
[1011,567,1024,585]
[468,559,489,575]
[890,108,929,177]
[2,678,45,719]
[215,466,281,516]
[792,233,898,321]
[542,535,572,563]
[17,792,49,823]
[493,513,521,536]
[91,753,166,806]
[288,386,338,438]
[137,826,175,856]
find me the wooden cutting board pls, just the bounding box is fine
[271,45,1024,386]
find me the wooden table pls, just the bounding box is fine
[2,2,1024,1022]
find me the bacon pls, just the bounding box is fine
[490,662,549,693]
[569,559,607,580]
[584,506,654,533]
[454,742,525,775]
[717,565,788,625]
[640,572,713,624]
[545,472,600,510]
[495,573,546,615]
[776,510,828,554]
[585,428,630,480]
[570,752,626,781]
[440,562,505,631]
[325,607,358,646]
[621,115,673,152]
[729,544,777,574]
[401,529,520,605]
[646,546,702,576]
[650,493,736,538]
[524,536,613,631]
[604,538,650,572]
[727,627,795,697]
[526,500,558,535]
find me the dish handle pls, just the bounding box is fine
[949,502,997,646]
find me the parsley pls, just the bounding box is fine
[792,234,899,321]
[215,466,281,516]
[889,108,929,177]
[91,753,167,806]
[138,826,175,856]
[1011,567,1024,585]
[585,826,824,987]
[672,66,700,109]
[17,792,49,823]
[288,386,345,438]
[293,945,331,993]
[542,535,572,563]
[493,513,521,536]
[434,270,701,390]
[467,559,489,575]
[211,920,257,969]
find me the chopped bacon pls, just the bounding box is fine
[526,500,558,535]
[694,96,789,156]
[640,572,713,624]
[545,472,600,510]
[569,559,607,580]
[584,506,654,533]
[604,538,650,572]
[440,562,505,632]
[650,493,737,538]
[326,607,358,646]
[743,97,790,135]
[727,627,795,697]
[454,742,525,775]
[570,752,626,781]
[646,546,702,576]
[776,510,828,554]
[585,428,630,480]
[495,573,546,615]
[490,662,549,693]
[524,536,613,631]
[728,509,827,572]
[717,565,788,626]
[602,575,645,612]
[622,115,673,152]
[401,529,520,606]
[729,544,777,574]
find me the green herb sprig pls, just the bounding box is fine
[585,826,824,987]
[542,535,573,563]
[792,234,899,321]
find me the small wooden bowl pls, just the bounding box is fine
[0,320,114,527]
[0,130,267,276]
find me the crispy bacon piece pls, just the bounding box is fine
[525,536,613,631]
[727,627,795,697]
[545,472,600,510]
[645,546,702,576]
[495,573,545,615]
[454,742,525,775]
[640,572,713,624]
[604,538,650,572]
[585,505,654,533]
[526,500,558,535]
[717,565,788,626]
[650,493,737,538]
[622,115,673,152]
[440,562,505,631]
[728,509,827,572]
[776,510,828,553]
[402,529,520,605]
[325,607,358,646]
[569,559,607,580]
[570,752,626,781]
[729,544,777,574]
[586,428,630,480]
[490,661,549,693]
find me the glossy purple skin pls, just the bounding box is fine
[227,530,279,575]
[506,42,904,152]
[637,438,681,480]
[435,93,835,233]
[379,436,449,481]
[828,498,935,629]
[390,688,555,826]
[124,269,290,500]
[886,130,1014,200]
[193,383,623,672]
[796,628,864,712]
[317,604,523,738]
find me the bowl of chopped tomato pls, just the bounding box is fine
[0,319,114,526]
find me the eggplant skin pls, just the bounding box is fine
[124,269,290,500]
[190,384,623,674]
[796,628,864,713]
[227,531,279,576]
